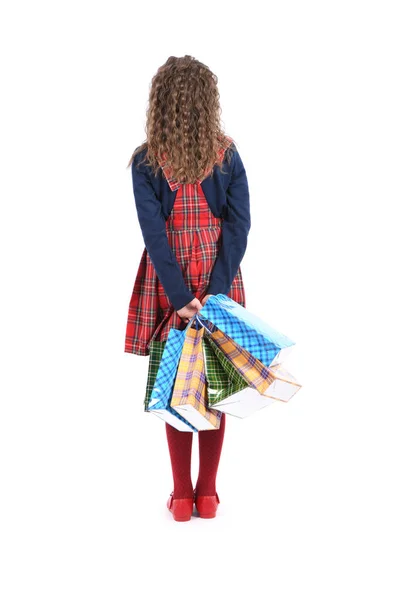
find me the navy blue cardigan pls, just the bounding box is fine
[130,144,251,311]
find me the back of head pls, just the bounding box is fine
[128,55,235,183]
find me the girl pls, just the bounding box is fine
[124,55,251,521]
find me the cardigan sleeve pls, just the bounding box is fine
[131,155,196,312]
[206,148,251,297]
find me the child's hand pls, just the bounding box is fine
[201,294,214,306]
[176,298,203,324]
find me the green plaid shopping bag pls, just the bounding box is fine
[202,335,248,405]
[143,340,165,412]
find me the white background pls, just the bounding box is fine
[1,1,399,598]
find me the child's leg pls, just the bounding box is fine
[195,412,226,496]
[165,423,194,499]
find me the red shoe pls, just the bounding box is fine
[166,492,194,522]
[194,489,220,519]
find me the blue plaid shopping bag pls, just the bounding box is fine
[147,318,199,432]
[198,294,295,366]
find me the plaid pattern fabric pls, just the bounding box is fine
[202,321,276,395]
[202,335,249,406]
[146,327,198,430]
[170,326,222,429]
[198,294,295,366]
[203,329,301,403]
[144,339,165,411]
[124,135,246,356]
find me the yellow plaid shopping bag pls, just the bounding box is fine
[170,323,222,431]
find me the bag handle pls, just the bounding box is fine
[184,310,214,335]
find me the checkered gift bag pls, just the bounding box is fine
[202,334,276,418]
[202,334,249,404]
[144,339,165,412]
[202,320,275,394]
[202,331,301,418]
[198,294,296,366]
[170,319,222,431]
[146,326,198,432]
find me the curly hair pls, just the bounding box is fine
[127,55,235,183]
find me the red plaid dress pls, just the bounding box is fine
[124,138,246,356]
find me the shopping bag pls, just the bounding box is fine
[170,319,222,431]
[202,334,249,404]
[198,294,295,366]
[202,334,277,418]
[144,339,166,411]
[147,326,198,432]
[200,316,301,417]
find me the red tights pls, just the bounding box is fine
[165,413,226,499]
